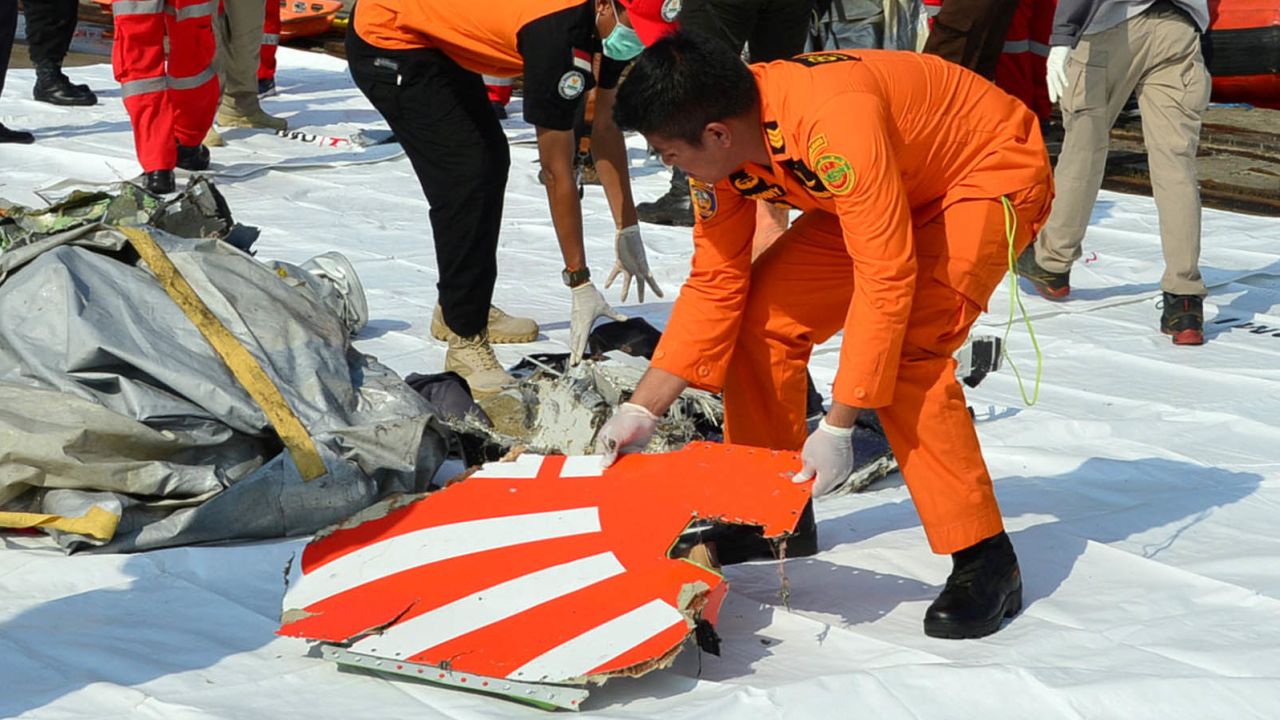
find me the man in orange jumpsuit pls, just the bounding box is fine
[600,32,1053,639]
[112,0,221,194]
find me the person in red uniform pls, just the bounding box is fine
[600,32,1054,639]
[257,0,281,97]
[346,0,674,393]
[112,0,221,194]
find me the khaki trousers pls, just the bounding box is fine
[1036,2,1211,296]
[213,0,265,114]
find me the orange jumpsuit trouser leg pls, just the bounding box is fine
[721,186,1049,554]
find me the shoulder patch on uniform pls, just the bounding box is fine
[688,178,717,221]
[812,152,856,196]
[787,52,860,67]
[763,121,787,155]
[558,70,585,99]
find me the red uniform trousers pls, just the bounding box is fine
[258,0,280,81]
[112,0,220,172]
[719,183,1051,554]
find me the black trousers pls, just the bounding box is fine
[22,0,78,68]
[346,30,510,338]
[921,0,1019,80]
[679,0,815,62]
[1,0,16,97]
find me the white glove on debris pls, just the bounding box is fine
[605,225,664,304]
[596,402,659,467]
[570,282,628,364]
[1046,45,1071,104]
[793,418,855,497]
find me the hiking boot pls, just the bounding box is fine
[1016,245,1070,300]
[144,170,176,195]
[33,65,97,106]
[258,78,278,98]
[0,123,34,144]
[217,106,288,131]
[203,126,226,147]
[490,100,508,120]
[176,143,210,171]
[924,531,1023,639]
[431,304,539,344]
[444,330,516,396]
[638,168,694,227]
[1160,292,1205,346]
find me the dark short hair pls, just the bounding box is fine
[614,30,759,145]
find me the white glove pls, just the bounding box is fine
[570,281,628,364]
[792,418,855,497]
[595,402,659,467]
[1046,45,1071,104]
[605,225,665,304]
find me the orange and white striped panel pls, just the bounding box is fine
[279,443,811,684]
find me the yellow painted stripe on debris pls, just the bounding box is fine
[120,225,327,481]
[0,506,120,541]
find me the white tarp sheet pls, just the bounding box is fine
[2,49,1279,719]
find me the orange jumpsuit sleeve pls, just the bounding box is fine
[806,93,917,409]
[650,179,758,391]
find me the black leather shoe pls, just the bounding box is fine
[637,168,695,227]
[924,531,1023,639]
[144,170,176,195]
[176,143,210,171]
[0,123,35,144]
[33,67,98,106]
[681,499,818,565]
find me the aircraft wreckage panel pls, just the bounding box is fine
[279,443,811,700]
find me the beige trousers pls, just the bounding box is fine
[213,0,265,114]
[1036,2,1211,297]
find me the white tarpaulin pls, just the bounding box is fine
[2,49,1279,718]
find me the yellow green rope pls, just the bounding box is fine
[1001,195,1043,406]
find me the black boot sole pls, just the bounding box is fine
[923,580,1023,640]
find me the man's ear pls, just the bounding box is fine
[705,122,733,149]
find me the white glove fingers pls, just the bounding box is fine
[644,274,664,299]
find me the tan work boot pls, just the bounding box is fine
[431,304,538,344]
[203,126,225,147]
[217,106,288,131]
[444,330,515,395]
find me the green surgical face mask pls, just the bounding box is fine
[602,14,645,60]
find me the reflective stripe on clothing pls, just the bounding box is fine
[170,0,218,21]
[169,64,216,90]
[262,33,279,45]
[112,0,165,17]
[121,75,168,98]
[119,65,215,98]
[1002,39,1051,55]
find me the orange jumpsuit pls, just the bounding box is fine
[650,50,1053,554]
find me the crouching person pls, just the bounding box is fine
[596,32,1053,639]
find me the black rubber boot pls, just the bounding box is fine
[637,167,694,227]
[0,123,35,144]
[685,499,818,565]
[177,143,211,171]
[924,531,1023,639]
[33,64,98,106]
[144,170,176,195]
